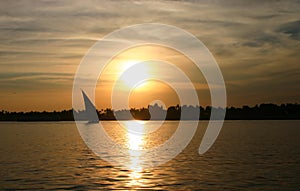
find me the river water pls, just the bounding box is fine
[0,120,299,190]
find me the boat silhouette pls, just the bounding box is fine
[81,90,99,123]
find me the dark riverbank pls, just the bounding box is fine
[1,103,299,121]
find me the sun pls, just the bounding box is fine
[119,60,150,89]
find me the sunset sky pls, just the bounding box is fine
[0,0,299,111]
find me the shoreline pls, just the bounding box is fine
[1,118,300,122]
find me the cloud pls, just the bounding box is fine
[0,72,74,91]
[277,20,300,40]
[0,0,299,109]
[242,33,280,47]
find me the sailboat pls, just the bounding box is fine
[81,90,99,123]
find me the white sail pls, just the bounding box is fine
[82,90,99,123]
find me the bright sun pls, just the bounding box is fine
[119,60,150,89]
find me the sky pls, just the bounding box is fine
[0,0,299,111]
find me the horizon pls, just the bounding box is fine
[0,1,299,111]
[1,102,299,113]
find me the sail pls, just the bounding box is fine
[81,90,99,123]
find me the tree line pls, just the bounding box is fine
[0,103,299,121]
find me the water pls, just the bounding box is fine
[0,121,299,190]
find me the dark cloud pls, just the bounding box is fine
[277,20,300,40]
[242,33,280,47]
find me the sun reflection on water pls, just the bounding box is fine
[124,120,146,187]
